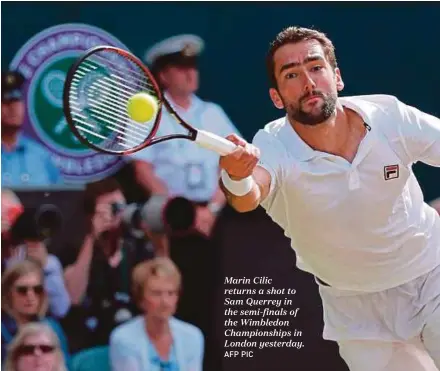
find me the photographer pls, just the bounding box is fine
[62,178,168,351]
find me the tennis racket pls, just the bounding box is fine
[62,45,237,156]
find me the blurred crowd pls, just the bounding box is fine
[1,34,240,371]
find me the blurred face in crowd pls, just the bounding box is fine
[1,190,23,233]
[94,189,126,232]
[1,99,25,129]
[15,332,59,371]
[10,272,44,320]
[269,39,344,126]
[159,65,199,97]
[141,275,179,321]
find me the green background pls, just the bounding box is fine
[33,56,83,150]
[2,2,439,200]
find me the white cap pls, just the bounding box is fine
[144,34,204,66]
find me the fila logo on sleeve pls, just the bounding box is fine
[384,164,399,180]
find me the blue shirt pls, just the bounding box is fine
[1,134,62,187]
[110,316,204,371]
[43,254,71,318]
[148,339,179,371]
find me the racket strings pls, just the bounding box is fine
[68,50,159,151]
[75,57,154,107]
[86,52,157,90]
[71,77,135,117]
[76,62,146,99]
[70,100,146,143]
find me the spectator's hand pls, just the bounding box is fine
[219,134,260,180]
[140,222,169,256]
[195,206,216,237]
[26,242,49,268]
[91,204,114,239]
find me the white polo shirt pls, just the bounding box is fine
[253,94,440,292]
[132,94,240,202]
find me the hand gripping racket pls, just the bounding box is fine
[63,46,237,156]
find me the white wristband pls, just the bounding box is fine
[220,170,255,196]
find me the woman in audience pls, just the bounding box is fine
[1,259,70,367]
[110,257,204,371]
[4,322,67,371]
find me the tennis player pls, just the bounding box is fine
[219,26,440,371]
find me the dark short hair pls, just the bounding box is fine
[266,26,338,88]
[83,177,121,215]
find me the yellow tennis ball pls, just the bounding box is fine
[126,93,158,123]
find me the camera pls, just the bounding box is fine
[113,195,196,236]
[8,204,63,245]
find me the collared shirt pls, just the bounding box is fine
[44,254,72,318]
[148,340,179,371]
[109,316,203,371]
[254,94,440,292]
[132,94,241,202]
[1,134,62,187]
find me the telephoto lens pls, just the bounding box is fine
[118,196,196,235]
[9,204,63,243]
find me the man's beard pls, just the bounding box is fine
[285,90,337,126]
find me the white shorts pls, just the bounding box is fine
[318,264,440,371]
[338,337,438,371]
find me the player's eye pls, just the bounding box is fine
[285,72,298,80]
[311,65,323,72]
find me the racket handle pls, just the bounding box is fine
[195,130,236,156]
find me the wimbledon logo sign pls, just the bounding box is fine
[10,23,130,183]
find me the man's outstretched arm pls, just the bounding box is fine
[218,134,272,213]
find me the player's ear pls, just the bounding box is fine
[269,88,284,109]
[335,68,344,92]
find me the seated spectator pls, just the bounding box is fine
[110,257,204,371]
[4,322,67,371]
[62,178,168,351]
[1,259,70,367]
[2,201,71,319]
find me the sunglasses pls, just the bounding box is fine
[14,285,44,296]
[18,344,55,356]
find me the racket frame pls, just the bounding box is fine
[63,45,199,155]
